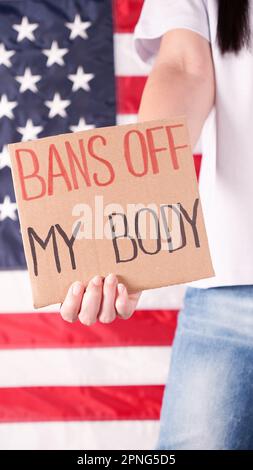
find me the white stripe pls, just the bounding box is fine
[116,113,138,125]
[0,420,160,450]
[0,271,184,312]
[114,33,151,76]
[138,285,185,310]
[194,137,202,154]
[0,346,171,387]
[0,271,59,313]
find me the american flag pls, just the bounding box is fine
[0,0,201,449]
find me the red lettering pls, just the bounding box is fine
[88,135,115,186]
[48,144,72,196]
[165,125,188,170]
[146,126,167,174]
[15,148,46,201]
[124,129,148,177]
[65,140,91,189]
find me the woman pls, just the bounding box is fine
[60,0,253,450]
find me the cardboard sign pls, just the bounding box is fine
[9,117,214,308]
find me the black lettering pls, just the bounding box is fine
[135,208,161,254]
[27,226,60,276]
[160,204,186,252]
[108,212,138,263]
[55,221,81,270]
[180,198,200,247]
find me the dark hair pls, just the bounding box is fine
[217,0,251,53]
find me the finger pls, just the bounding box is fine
[60,281,85,323]
[115,283,134,320]
[78,276,103,326]
[98,273,117,323]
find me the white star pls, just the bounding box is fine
[43,40,68,67]
[0,196,17,221]
[45,93,71,118]
[70,117,95,132]
[65,14,91,40]
[0,146,11,170]
[0,94,17,119]
[16,67,41,93]
[17,119,43,141]
[68,66,94,92]
[13,16,38,42]
[0,43,15,68]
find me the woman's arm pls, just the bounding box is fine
[60,29,215,325]
[138,29,215,148]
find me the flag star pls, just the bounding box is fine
[68,66,94,92]
[70,117,95,132]
[0,196,17,221]
[16,67,41,93]
[17,119,43,141]
[0,94,17,119]
[13,16,38,42]
[45,93,71,118]
[43,40,68,67]
[0,43,15,67]
[65,14,91,40]
[0,146,11,170]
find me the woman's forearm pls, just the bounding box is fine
[138,62,215,149]
[137,29,215,149]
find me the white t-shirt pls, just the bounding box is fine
[133,0,253,288]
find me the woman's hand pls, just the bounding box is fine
[60,274,142,325]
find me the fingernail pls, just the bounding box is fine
[106,273,116,284]
[92,275,102,287]
[118,283,125,294]
[72,281,83,296]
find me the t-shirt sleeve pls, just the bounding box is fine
[133,0,210,65]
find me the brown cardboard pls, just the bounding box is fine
[9,117,214,308]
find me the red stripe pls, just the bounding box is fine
[0,385,164,422]
[0,310,178,349]
[116,76,147,114]
[113,0,144,33]
[194,153,202,179]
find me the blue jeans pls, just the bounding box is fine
[155,285,253,450]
